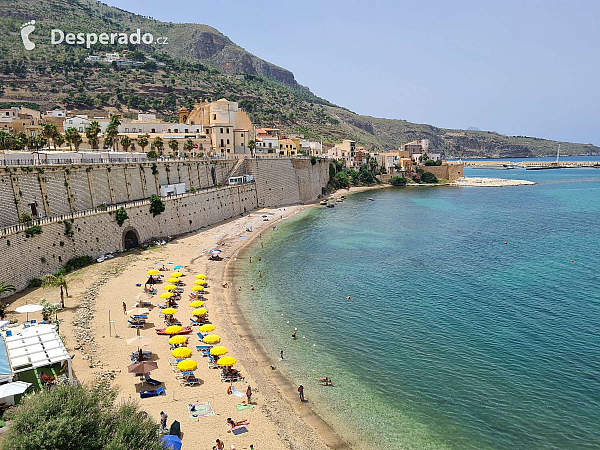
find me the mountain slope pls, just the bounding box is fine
[0,0,597,157]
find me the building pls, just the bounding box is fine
[278,138,297,156]
[328,139,359,168]
[402,139,430,155]
[0,107,42,136]
[375,150,413,175]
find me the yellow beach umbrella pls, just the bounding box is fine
[195,274,207,279]
[168,335,188,345]
[164,325,182,334]
[198,324,215,332]
[147,270,160,275]
[171,347,192,358]
[171,272,183,277]
[160,292,174,299]
[191,286,204,292]
[164,284,177,291]
[202,334,220,344]
[167,277,180,283]
[210,346,228,356]
[217,356,236,367]
[189,300,204,307]
[192,308,208,316]
[193,280,207,286]
[162,308,178,315]
[177,360,198,371]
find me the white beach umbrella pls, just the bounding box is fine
[0,381,31,398]
[126,336,153,347]
[15,304,43,322]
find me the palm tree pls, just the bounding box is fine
[54,133,65,149]
[184,138,194,156]
[138,134,149,152]
[153,136,164,156]
[0,131,15,150]
[168,139,179,156]
[85,121,101,149]
[120,135,132,152]
[0,282,16,295]
[72,131,82,151]
[248,139,256,157]
[14,132,27,150]
[64,128,77,151]
[42,124,58,150]
[42,274,68,309]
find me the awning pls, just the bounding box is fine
[0,381,31,398]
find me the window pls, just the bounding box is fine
[226,139,230,145]
[125,128,129,132]
[151,128,156,133]
[79,127,83,132]
[185,129,188,133]
[132,128,136,133]
[220,139,224,147]
[174,129,178,133]
[213,114,216,120]
[220,128,223,133]
[226,128,230,134]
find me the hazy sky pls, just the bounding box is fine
[106,0,600,145]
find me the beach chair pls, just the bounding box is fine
[139,386,165,398]
[30,320,36,325]
[128,321,144,329]
[142,375,162,386]
[196,332,205,340]
[179,377,200,387]
[5,331,11,337]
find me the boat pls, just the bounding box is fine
[155,326,193,335]
[336,198,343,202]
[367,198,375,201]
[319,200,328,206]
[326,203,335,208]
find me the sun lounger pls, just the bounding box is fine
[179,377,201,387]
[139,386,165,398]
[143,376,162,387]
[128,321,144,329]
[196,345,212,351]
[196,332,205,340]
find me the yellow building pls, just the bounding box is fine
[278,138,297,156]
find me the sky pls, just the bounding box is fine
[106,0,600,145]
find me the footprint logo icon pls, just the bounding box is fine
[20,20,36,51]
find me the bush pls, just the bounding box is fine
[146,150,158,160]
[310,155,317,165]
[421,172,439,183]
[2,383,163,450]
[390,176,407,186]
[149,195,165,217]
[63,256,93,273]
[115,207,128,226]
[28,278,42,288]
[333,171,350,189]
[18,213,32,223]
[424,160,443,166]
[25,225,42,238]
[64,221,74,237]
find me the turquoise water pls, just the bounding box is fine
[237,166,600,449]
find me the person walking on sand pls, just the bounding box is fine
[292,328,297,339]
[280,350,284,360]
[298,385,305,402]
[258,271,261,278]
[250,285,254,291]
[123,302,127,315]
[216,439,225,450]
[249,256,252,263]
[160,411,168,430]
[246,385,252,404]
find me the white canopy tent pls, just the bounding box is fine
[0,381,31,405]
[4,325,73,381]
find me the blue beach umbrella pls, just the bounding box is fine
[174,265,183,270]
[161,435,182,450]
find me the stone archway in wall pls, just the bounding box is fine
[122,226,140,250]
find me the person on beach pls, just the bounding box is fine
[261,242,264,248]
[317,376,328,382]
[258,256,261,261]
[298,385,305,401]
[246,385,252,404]
[123,302,127,314]
[292,329,297,339]
[250,285,254,291]
[249,256,252,263]
[258,271,261,278]
[239,287,242,291]
[216,439,225,450]
[280,350,284,360]
[160,411,168,430]
[321,379,333,386]
[227,418,248,428]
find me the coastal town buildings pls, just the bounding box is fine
[0,107,42,136]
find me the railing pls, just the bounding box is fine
[0,182,255,238]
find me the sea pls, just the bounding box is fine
[236,157,600,450]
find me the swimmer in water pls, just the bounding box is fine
[347,296,351,300]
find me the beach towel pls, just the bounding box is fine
[236,403,254,411]
[187,402,215,419]
[231,426,248,435]
[230,386,245,398]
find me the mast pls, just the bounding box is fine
[556,144,560,164]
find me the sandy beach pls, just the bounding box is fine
[3,205,341,450]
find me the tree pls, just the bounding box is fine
[168,138,179,155]
[64,128,80,151]
[41,124,58,150]
[420,172,438,183]
[42,274,69,308]
[120,135,131,152]
[149,194,165,216]
[0,131,15,150]
[390,176,407,186]
[104,115,121,151]
[138,134,149,152]
[359,166,375,185]
[333,171,350,189]
[85,121,101,149]
[1,383,163,450]
[152,136,164,155]
[146,150,158,159]
[184,138,194,156]
[14,132,27,150]
[248,139,256,157]
[53,133,65,149]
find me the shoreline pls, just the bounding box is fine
[222,208,351,450]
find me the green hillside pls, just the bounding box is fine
[0,0,598,157]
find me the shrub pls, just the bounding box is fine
[115,207,128,226]
[151,163,158,175]
[18,213,32,223]
[149,195,165,217]
[38,298,59,322]
[28,278,42,288]
[64,221,74,237]
[25,225,42,238]
[333,171,350,189]
[1,383,163,450]
[86,167,92,173]
[146,150,158,159]
[189,187,196,193]
[310,155,317,165]
[63,255,93,273]
[421,172,439,184]
[390,176,407,186]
